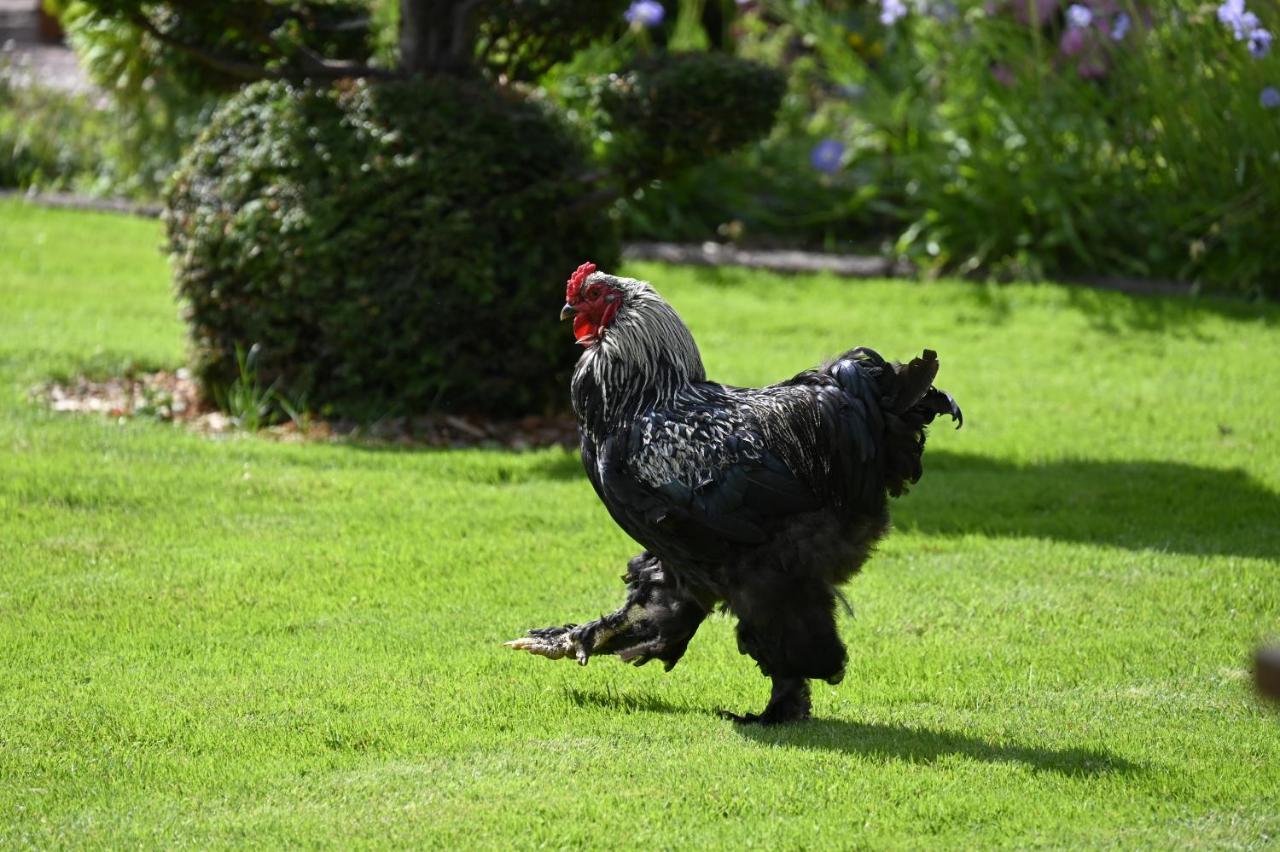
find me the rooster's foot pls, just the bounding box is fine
[505,623,594,665]
[719,678,812,725]
[715,706,810,726]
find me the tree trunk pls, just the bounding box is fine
[398,0,433,75]
[399,0,480,77]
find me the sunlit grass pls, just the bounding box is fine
[2,199,1278,847]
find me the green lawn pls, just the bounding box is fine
[2,198,1279,848]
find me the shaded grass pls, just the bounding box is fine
[1,199,1279,847]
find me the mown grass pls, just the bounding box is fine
[2,198,1278,848]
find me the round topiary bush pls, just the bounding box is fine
[600,52,786,182]
[166,77,619,419]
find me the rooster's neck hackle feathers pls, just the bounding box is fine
[571,273,706,441]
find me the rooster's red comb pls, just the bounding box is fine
[566,261,597,302]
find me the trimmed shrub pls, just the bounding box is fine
[600,52,786,185]
[167,77,619,419]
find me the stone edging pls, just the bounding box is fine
[622,240,912,279]
[2,189,162,218]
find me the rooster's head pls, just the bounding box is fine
[561,261,622,347]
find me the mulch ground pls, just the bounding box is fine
[38,371,579,450]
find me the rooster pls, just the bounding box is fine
[507,263,962,724]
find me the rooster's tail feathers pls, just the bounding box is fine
[835,347,961,497]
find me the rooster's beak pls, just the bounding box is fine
[560,303,576,322]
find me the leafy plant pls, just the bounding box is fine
[0,67,107,192]
[614,0,1280,296]
[216,343,278,431]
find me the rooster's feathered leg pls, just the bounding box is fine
[722,573,847,725]
[507,552,709,669]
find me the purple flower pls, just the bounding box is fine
[1066,3,1092,29]
[1218,0,1260,40]
[810,139,845,175]
[1078,58,1108,79]
[1249,28,1272,58]
[1262,86,1280,109]
[990,64,1017,88]
[1060,26,1087,56]
[624,0,664,28]
[1237,11,1260,38]
[1010,0,1060,28]
[1218,0,1247,31]
[927,1,959,22]
[879,0,908,26]
[1217,0,1244,24]
[1110,12,1131,41]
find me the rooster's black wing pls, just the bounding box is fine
[585,380,877,565]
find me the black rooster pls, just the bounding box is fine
[508,263,962,724]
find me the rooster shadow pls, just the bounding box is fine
[566,687,1136,776]
[733,718,1140,776]
[897,451,1280,561]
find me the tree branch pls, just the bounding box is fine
[557,186,623,222]
[129,10,400,83]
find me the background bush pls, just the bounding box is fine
[599,51,786,184]
[167,77,619,419]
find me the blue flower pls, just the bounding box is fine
[1110,12,1131,41]
[1066,4,1092,29]
[809,139,845,175]
[879,0,908,26]
[1249,28,1272,58]
[1218,0,1246,31]
[624,0,665,28]
[1237,11,1260,38]
[1218,0,1260,40]
[1262,86,1280,109]
[1217,0,1244,24]
[914,0,957,21]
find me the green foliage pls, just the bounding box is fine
[876,3,1280,295]
[599,51,786,185]
[27,1,783,421]
[0,57,195,198]
[476,0,630,81]
[58,0,374,92]
[6,3,223,197]
[619,2,1280,297]
[216,343,284,431]
[5,202,1280,847]
[167,78,619,419]
[0,73,107,192]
